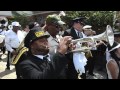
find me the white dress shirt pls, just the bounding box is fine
[75,29,87,38]
[0,29,6,44]
[0,29,7,36]
[5,29,25,52]
[45,31,59,58]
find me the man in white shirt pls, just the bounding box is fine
[44,14,65,58]
[82,25,96,76]
[43,14,67,78]
[5,21,25,70]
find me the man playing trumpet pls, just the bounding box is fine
[17,28,75,79]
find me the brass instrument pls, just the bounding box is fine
[11,47,28,65]
[85,51,93,58]
[11,33,28,65]
[71,25,114,52]
[56,25,114,53]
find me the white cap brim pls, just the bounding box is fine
[83,25,92,29]
[12,22,21,27]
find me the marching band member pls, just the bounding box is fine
[63,17,87,79]
[83,25,96,76]
[5,21,25,78]
[43,14,67,78]
[18,28,74,79]
[44,14,65,58]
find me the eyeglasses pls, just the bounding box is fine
[51,23,61,29]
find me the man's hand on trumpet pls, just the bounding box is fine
[96,40,107,47]
[57,36,75,55]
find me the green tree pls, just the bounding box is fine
[62,11,114,34]
[9,11,30,29]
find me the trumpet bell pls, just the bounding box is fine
[90,25,114,46]
[70,25,114,52]
[106,25,114,46]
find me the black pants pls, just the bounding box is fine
[15,64,22,79]
[67,60,78,79]
[6,51,11,69]
[6,48,16,69]
[1,46,6,54]
[86,50,96,74]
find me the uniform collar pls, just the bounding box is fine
[34,54,51,61]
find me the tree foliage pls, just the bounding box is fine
[8,11,30,29]
[62,11,114,34]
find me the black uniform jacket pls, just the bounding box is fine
[63,28,79,40]
[18,52,68,79]
[63,28,80,79]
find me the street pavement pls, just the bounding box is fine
[0,51,16,79]
[0,51,107,79]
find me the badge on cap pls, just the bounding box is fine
[35,31,44,37]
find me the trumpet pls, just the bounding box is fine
[57,25,114,53]
[11,32,28,65]
[71,25,114,52]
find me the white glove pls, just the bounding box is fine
[73,52,87,75]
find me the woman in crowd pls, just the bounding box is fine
[106,42,120,79]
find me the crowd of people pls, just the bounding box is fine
[0,13,120,79]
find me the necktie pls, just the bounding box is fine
[78,31,83,38]
[43,55,49,64]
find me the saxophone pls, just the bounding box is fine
[11,32,28,65]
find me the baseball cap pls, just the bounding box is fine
[12,21,21,27]
[46,14,65,26]
[83,25,92,29]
